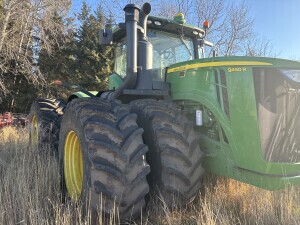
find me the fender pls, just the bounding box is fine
[67,91,99,103]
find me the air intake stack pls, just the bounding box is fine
[112,4,140,98]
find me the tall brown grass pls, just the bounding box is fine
[0,127,300,224]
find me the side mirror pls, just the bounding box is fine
[99,29,113,45]
[198,40,213,48]
[203,40,214,47]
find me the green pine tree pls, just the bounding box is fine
[74,1,113,91]
[38,11,76,99]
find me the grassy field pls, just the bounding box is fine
[0,127,300,225]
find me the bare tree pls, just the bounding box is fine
[194,0,225,28]
[193,0,254,56]
[153,0,193,19]
[153,0,178,18]
[223,1,253,55]
[100,0,148,22]
[0,0,72,100]
[244,36,276,57]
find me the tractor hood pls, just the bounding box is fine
[168,57,300,161]
[167,56,300,74]
[167,56,300,190]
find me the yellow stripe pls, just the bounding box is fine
[167,61,273,73]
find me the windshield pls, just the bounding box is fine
[114,29,195,78]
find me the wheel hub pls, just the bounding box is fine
[64,130,83,200]
[31,115,39,146]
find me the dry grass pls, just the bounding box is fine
[0,127,300,225]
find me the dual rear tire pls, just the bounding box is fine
[29,97,204,220]
[29,98,65,152]
[130,99,204,206]
[58,98,150,219]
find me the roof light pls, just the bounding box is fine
[147,20,152,25]
[203,20,209,29]
[154,20,162,26]
[193,30,199,35]
[173,12,185,24]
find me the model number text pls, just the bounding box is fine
[228,67,247,72]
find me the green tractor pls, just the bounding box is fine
[29,2,300,221]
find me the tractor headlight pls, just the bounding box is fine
[281,69,300,83]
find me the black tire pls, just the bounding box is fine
[58,98,150,220]
[29,98,65,151]
[130,99,205,207]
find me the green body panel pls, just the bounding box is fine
[109,49,300,190]
[108,73,123,90]
[70,91,99,98]
[109,10,300,190]
[167,56,300,190]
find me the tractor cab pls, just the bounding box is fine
[113,17,200,80]
[104,6,213,98]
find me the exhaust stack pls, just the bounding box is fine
[139,3,151,41]
[138,2,152,71]
[124,4,139,85]
[112,4,140,98]
[135,2,153,89]
[113,2,164,98]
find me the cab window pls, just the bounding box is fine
[114,29,195,79]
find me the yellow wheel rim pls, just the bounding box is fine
[31,115,39,146]
[64,130,83,200]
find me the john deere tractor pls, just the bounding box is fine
[29,2,300,221]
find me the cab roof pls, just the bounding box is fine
[113,15,205,42]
